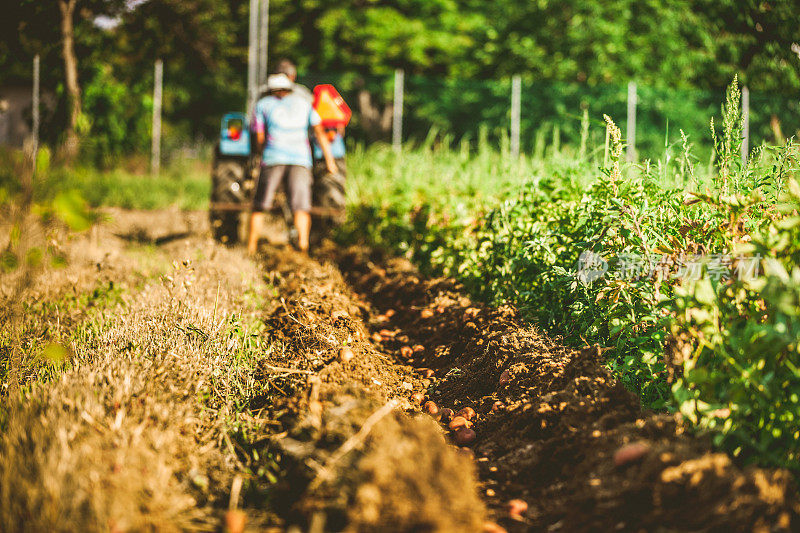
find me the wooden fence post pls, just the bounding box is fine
[247,0,258,111]
[151,59,163,176]
[32,54,40,171]
[258,0,269,86]
[393,69,404,153]
[510,75,521,158]
[626,81,637,162]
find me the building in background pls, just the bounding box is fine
[0,85,33,147]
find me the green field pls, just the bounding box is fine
[4,81,800,474]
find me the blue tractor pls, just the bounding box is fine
[209,112,257,243]
[210,98,348,245]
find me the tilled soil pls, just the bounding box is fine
[330,246,800,532]
[253,246,486,532]
[2,209,798,532]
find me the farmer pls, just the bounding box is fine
[274,57,347,212]
[247,73,338,255]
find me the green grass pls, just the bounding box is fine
[49,161,210,211]
[0,281,126,396]
[344,122,715,219]
[0,148,210,211]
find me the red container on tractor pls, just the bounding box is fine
[312,84,351,129]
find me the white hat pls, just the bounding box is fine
[266,73,293,92]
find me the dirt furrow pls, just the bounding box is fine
[2,211,492,533]
[332,246,800,532]
[252,246,487,531]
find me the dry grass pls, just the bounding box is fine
[0,212,270,531]
[0,209,487,532]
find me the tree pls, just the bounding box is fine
[5,0,126,159]
[2,0,799,156]
[267,0,485,77]
[58,0,81,158]
[694,0,800,92]
[106,0,245,139]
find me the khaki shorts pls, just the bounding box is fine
[252,164,312,213]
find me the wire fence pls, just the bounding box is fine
[299,71,800,162]
[4,60,799,166]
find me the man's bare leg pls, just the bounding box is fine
[294,210,311,252]
[247,212,265,255]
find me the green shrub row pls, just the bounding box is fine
[342,79,800,471]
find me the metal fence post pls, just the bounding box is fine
[579,107,589,161]
[151,59,163,176]
[393,69,404,153]
[32,54,40,170]
[741,85,750,166]
[626,81,637,162]
[247,0,259,111]
[510,75,521,158]
[258,0,269,86]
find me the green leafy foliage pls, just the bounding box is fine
[80,64,152,166]
[343,80,800,471]
[51,190,94,231]
[670,179,800,470]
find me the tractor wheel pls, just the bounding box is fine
[309,169,345,247]
[210,158,247,244]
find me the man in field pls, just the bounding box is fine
[274,58,348,240]
[247,73,338,255]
